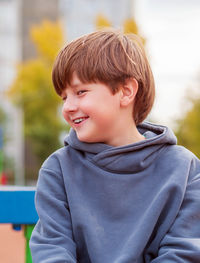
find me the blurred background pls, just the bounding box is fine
[0,0,200,185]
[0,0,200,261]
[1,0,200,187]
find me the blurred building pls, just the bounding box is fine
[60,0,135,41]
[21,0,59,60]
[1,0,135,184]
[0,0,22,185]
[0,0,59,185]
[0,0,20,93]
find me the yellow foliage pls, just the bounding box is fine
[8,60,56,107]
[9,20,64,108]
[8,20,65,173]
[123,18,138,35]
[95,14,112,30]
[95,14,146,46]
[30,20,64,62]
[123,18,145,45]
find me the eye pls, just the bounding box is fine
[62,96,67,101]
[77,90,87,96]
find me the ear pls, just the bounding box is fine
[120,78,138,107]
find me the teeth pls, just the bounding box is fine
[74,118,86,124]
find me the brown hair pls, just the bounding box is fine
[52,29,155,125]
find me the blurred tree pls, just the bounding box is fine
[95,14,112,29]
[123,18,138,35]
[123,18,145,45]
[31,20,64,63]
[0,107,6,174]
[95,14,145,46]
[0,107,6,165]
[175,95,200,159]
[0,107,14,184]
[8,20,66,182]
[0,107,6,127]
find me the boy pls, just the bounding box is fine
[30,29,200,262]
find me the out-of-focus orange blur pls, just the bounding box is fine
[0,224,25,263]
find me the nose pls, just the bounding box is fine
[62,96,78,114]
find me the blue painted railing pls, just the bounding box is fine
[0,186,38,263]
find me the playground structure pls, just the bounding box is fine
[0,186,38,263]
[0,117,38,262]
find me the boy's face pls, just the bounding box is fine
[61,73,124,146]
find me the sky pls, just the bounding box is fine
[135,0,200,128]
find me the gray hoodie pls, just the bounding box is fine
[30,122,200,262]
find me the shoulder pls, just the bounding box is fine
[166,144,194,158]
[166,144,199,163]
[36,145,72,190]
[162,144,200,181]
[160,142,196,162]
[41,145,71,174]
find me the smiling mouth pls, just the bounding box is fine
[73,117,89,124]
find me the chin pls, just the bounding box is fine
[77,134,98,144]
[77,134,90,143]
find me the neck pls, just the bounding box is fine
[108,122,145,147]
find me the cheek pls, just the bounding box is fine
[79,100,93,113]
[62,106,69,122]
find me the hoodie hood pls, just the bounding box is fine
[64,122,177,173]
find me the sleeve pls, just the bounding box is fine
[29,163,77,263]
[151,158,200,262]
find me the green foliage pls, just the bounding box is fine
[0,106,7,147]
[8,20,67,181]
[175,96,200,159]
[0,107,14,183]
[0,106,6,126]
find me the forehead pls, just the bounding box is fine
[72,72,82,84]
[61,72,85,96]
[67,72,83,89]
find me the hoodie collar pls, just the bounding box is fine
[64,122,177,173]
